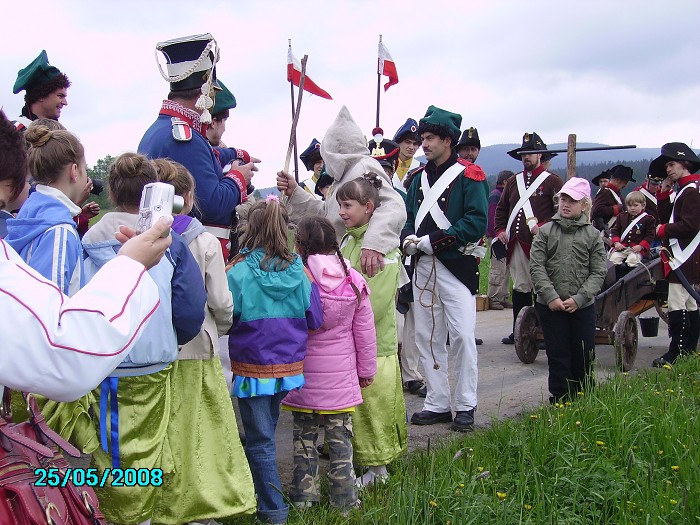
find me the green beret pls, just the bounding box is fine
[418,105,462,142]
[212,80,237,116]
[13,50,63,94]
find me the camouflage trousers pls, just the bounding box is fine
[290,411,357,508]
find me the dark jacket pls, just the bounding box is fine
[610,212,656,254]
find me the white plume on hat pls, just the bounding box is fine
[321,106,389,186]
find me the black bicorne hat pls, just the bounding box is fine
[591,169,610,187]
[648,142,700,179]
[507,132,558,161]
[369,138,400,173]
[607,164,635,182]
[456,127,481,150]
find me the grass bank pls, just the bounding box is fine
[230,355,699,524]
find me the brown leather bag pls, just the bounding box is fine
[0,389,106,525]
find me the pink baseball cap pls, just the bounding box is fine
[558,177,591,201]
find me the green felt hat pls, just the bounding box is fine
[417,105,462,143]
[13,50,63,94]
[212,80,236,116]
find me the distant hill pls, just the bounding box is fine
[255,143,699,195]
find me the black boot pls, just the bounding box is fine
[653,310,686,367]
[502,290,533,344]
[683,309,699,356]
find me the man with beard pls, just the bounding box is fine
[402,106,488,432]
[495,132,563,345]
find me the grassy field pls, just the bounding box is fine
[228,355,699,524]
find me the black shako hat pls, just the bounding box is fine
[300,138,322,171]
[368,138,400,173]
[507,132,558,161]
[456,127,481,150]
[607,164,635,182]
[648,142,700,179]
[392,118,420,144]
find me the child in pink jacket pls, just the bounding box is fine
[282,216,377,513]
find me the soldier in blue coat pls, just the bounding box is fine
[139,34,255,259]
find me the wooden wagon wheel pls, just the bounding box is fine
[515,306,540,364]
[614,310,638,372]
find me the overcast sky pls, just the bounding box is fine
[1,0,698,188]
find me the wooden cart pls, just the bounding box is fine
[514,258,667,372]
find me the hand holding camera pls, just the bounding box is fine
[136,182,184,236]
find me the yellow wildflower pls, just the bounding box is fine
[666,388,674,393]
[429,500,438,508]
[458,483,465,488]
[524,504,533,510]
[596,440,605,446]
[671,465,680,471]
[577,391,584,396]
[658,450,664,455]
[496,492,507,500]
[670,499,678,505]
[530,414,539,420]
[575,420,581,427]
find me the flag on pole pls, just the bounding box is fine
[287,46,332,100]
[378,41,399,91]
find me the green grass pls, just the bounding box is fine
[227,356,700,524]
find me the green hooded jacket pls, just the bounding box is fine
[530,212,607,309]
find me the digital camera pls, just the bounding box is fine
[136,182,184,235]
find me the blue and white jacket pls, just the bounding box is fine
[83,212,206,377]
[6,186,84,296]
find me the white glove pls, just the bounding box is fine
[416,235,434,255]
[403,235,419,256]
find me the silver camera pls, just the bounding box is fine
[136,182,185,235]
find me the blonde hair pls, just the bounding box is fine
[108,153,157,209]
[24,125,84,184]
[555,194,593,221]
[625,190,646,207]
[234,197,297,271]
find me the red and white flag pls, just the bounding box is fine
[378,41,399,91]
[287,47,332,100]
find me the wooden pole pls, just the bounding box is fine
[284,56,307,174]
[289,81,299,182]
[376,35,382,128]
[567,133,577,180]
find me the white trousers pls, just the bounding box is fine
[397,306,424,382]
[509,242,533,293]
[668,282,699,312]
[413,255,478,412]
[609,248,642,267]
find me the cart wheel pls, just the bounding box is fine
[614,311,638,372]
[515,306,540,364]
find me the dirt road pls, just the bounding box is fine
[222,307,670,483]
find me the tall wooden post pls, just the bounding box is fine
[566,134,577,180]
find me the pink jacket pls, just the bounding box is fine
[283,254,377,411]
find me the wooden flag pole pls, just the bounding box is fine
[288,40,300,182]
[567,134,577,180]
[284,55,307,174]
[375,35,382,128]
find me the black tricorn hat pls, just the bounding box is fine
[392,118,420,143]
[507,132,558,161]
[369,139,400,173]
[648,142,700,179]
[300,138,322,171]
[591,169,610,187]
[456,127,481,150]
[607,164,635,182]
